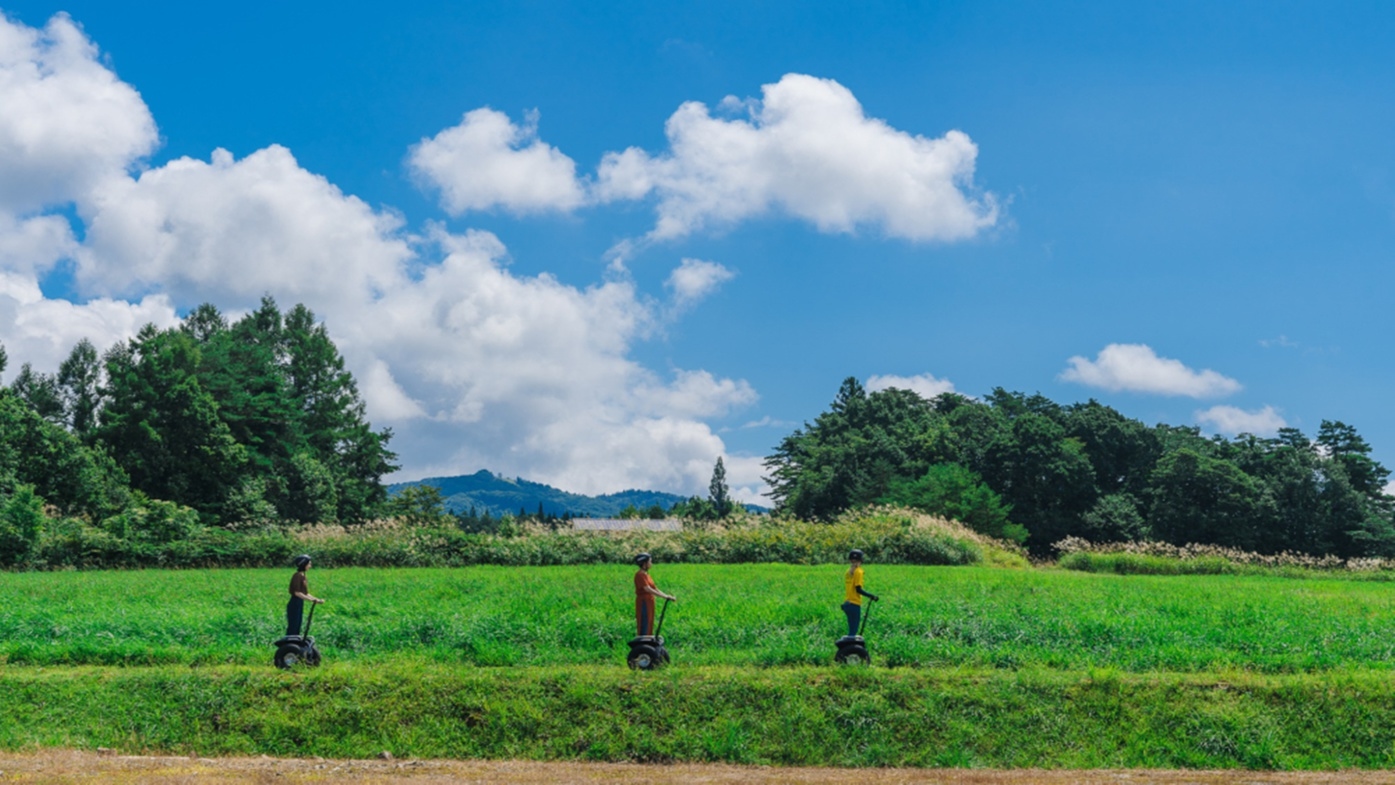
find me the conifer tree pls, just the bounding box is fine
[709,456,732,518]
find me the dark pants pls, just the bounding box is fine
[637,601,654,636]
[286,597,304,636]
[841,601,861,637]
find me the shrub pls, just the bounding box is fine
[2,504,1027,571]
[881,464,1025,544]
[0,484,44,566]
[101,495,202,544]
[1054,536,1395,576]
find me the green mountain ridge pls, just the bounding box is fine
[389,470,766,518]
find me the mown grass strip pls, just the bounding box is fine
[1,664,1393,769]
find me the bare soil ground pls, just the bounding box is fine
[1,751,1394,785]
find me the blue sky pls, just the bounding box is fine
[1,1,1393,501]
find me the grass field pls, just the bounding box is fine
[8,563,1395,768]
[3,564,1394,672]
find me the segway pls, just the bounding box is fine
[627,597,672,670]
[273,602,323,669]
[835,598,874,665]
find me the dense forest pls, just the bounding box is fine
[1,308,1391,567]
[765,378,1395,556]
[0,298,397,565]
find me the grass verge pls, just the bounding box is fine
[2,663,1394,769]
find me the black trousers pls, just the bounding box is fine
[286,597,304,636]
[841,601,861,637]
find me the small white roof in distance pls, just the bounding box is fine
[571,518,683,532]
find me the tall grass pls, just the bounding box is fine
[24,508,1024,571]
[1055,536,1395,578]
[5,564,1395,672]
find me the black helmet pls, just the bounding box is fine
[294,554,312,569]
[849,549,865,561]
[635,552,652,566]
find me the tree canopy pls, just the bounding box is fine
[766,378,1395,557]
[1,297,397,527]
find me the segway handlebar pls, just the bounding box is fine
[857,595,874,637]
[303,600,320,637]
[653,597,671,638]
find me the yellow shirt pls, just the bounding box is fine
[844,566,864,605]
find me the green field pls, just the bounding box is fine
[3,564,1394,672]
[7,563,1395,767]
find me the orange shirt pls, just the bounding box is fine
[635,570,656,609]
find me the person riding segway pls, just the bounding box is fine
[628,552,677,669]
[274,554,325,669]
[836,549,879,664]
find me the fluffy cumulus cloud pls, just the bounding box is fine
[1195,405,1287,437]
[0,12,155,214]
[595,73,998,242]
[0,12,174,360]
[76,145,414,306]
[665,258,734,310]
[866,372,957,400]
[408,75,999,246]
[1059,344,1242,398]
[408,108,586,216]
[0,12,765,499]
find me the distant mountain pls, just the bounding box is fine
[388,470,766,518]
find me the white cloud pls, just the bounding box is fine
[665,258,734,310]
[0,12,155,214]
[1259,335,1298,349]
[75,146,414,307]
[0,12,763,501]
[1195,405,1287,437]
[738,415,794,430]
[1059,344,1242,398]
[866,372,957,400]
[408,108,586,216]
[722,453,771,507]
[594,73,998,242]
[0,213,75,275]
[0,12,175,369]
[0,270,179,374]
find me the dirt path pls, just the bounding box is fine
[1,751,1393,784]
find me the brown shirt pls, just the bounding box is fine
[290,571,308,598]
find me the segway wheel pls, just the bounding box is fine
[304,646,322,667]
[628,644,661,670]
[658,646,671,665]
[274,644,305,669]
[835,645,870,666]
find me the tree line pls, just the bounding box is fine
[765,378,1395,557]
[0,297,397,563]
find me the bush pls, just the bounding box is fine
[101,495,201,544]
[1,505,1027,571]
[881,464,1026,544]
[0,484,44,566]
[1053,536,1395,578]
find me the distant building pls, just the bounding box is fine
[570,518,683,532]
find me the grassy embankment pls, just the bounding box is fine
[5,663,1395,768]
